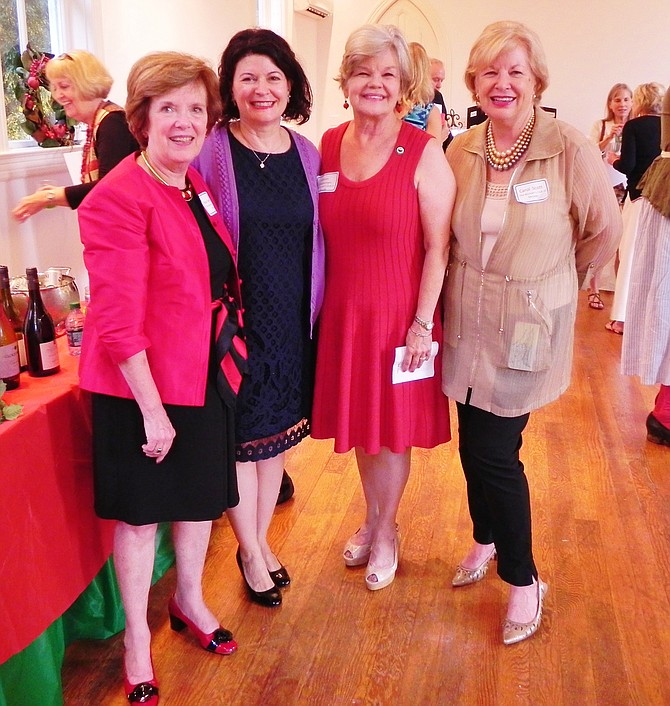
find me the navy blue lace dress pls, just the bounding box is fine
[229,131,314,461]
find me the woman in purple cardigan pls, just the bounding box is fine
[194,28,324,608]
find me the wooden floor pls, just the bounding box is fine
[62,290,670,706]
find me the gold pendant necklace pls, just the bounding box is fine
[141,151,193,201]
[485,112,535,171]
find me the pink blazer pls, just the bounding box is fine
[77,153,242,406]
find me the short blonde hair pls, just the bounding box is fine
[336,24,412,104]
[464,21,549,104]
[45,50,113,101]
[125,52,221,150]
[633,82,665,116]
[406,42,434,108]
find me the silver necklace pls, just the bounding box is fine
[250,149,271,169]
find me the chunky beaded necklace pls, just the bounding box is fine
[140,151,193,201]
[485,111,535,171]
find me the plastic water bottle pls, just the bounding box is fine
[65,301,85,356]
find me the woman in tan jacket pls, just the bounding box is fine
[443,21,621,645]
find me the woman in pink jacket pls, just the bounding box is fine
[78,52,244,705]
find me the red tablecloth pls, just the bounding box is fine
[0,338,114,663]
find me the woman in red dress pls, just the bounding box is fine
[312,24,456,591]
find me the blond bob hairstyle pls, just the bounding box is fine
[336,24,412,105]
[406,42,435,109]
[632,82,666,116]
[464,21,549,104]
[45,50,113,101]
[125,52,221,150]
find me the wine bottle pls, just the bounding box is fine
[23,267,60,377]
[0,306,20,389]
[0,265,27,370]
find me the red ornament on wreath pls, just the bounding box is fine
[11,44,75,148]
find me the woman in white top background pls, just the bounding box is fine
[584,83,632,310]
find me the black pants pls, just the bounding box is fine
[456,397,536,586]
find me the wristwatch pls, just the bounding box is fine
[414,314,434,331]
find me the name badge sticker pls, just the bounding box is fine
[198,191,218,216]
[513,179,549,204]
[317,172,339,193]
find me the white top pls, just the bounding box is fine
[481,182,508,268]
[589,118,627,188]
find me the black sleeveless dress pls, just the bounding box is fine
[229,131,315,462]
[91,194,238,525]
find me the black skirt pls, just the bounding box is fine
[92,372,238,525]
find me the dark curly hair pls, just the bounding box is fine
[218,28,312,125]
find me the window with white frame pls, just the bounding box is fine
[0,0,66,149]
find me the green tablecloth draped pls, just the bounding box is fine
[0,524,174,706]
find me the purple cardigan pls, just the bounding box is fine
[193,125,325,334]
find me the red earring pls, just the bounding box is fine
[343,98,349,109]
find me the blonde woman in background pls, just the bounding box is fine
[605,82,664,335]
[584,83,632,309]
[12,50,137,221]
[402,41,442,141]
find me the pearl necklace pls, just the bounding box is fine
[140,151,193,201]
[485,112,535,171]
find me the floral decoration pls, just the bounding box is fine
[0,381,22,422]
[10,44,75,147]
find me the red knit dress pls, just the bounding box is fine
[311,121,451,454]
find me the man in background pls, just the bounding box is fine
[430,58,453,150]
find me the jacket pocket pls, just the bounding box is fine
[497,286,553,371]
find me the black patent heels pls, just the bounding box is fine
[235,548,282,607]
[269,565,291,588]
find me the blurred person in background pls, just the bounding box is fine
[13,50,137,222]
[584,82,632,310]
[605,81,664,334]
[430,57,453,149]
[621,85,670,447]
[402,42,442,141]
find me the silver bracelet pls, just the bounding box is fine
[409,326,432,338]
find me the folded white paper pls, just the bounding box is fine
[392,341,439,384]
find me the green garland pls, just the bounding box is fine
[9,44,75,147]
[0,380,22,422]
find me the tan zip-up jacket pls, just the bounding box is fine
[443,108,621,416]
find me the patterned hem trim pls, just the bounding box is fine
[236,419,310,461]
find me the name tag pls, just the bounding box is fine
[513,179,549,204]
[317,172,339,193]
[508,322,540,371]
[198,191,217,216]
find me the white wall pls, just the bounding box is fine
[95,0,256,107]
[0,0,256,291]
[2,0,669,291]
[301,0,669,138]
